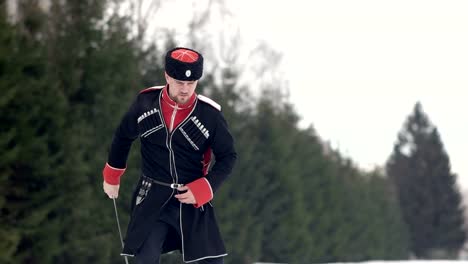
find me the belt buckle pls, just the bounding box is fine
[170,183,183,189]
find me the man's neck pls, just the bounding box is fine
[163,85,196,109]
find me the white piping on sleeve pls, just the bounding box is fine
[202,178,214,201]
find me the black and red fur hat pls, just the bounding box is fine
[165,47,204,81]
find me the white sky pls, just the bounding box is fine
[229,0,468,190]
[149,0,468,190]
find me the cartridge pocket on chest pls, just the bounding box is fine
[179,116,210,151]
[138,108,164,138]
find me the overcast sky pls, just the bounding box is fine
[231,0,468,190]
[151,0,468,189]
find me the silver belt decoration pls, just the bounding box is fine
[135,179,152,205]
[136,175,184,205]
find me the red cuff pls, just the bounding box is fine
[102,163,126,185]
[186,178,213,208]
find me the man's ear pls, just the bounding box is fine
[164,72,170,83]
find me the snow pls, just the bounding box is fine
[254,261,468,264]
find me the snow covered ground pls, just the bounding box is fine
[254,261,468,264]
[328,261,468,264]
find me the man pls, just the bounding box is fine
[102,47,237,264]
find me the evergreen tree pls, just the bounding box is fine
[44,1,145,262]
[251,100,313,264]
[0,2,68,262]
[293,133,410,263]
[327,163,410,261]
[387,102,466,258]
[0,1,147,262]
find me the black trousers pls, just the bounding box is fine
[136,199,224,264]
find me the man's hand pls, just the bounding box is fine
[174,186,197,204]
[103,181,120,199]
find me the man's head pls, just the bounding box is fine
[165,47,204,104]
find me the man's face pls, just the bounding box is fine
[165,72,198,104]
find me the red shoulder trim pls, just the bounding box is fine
[139,85,164,94]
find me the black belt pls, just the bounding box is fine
[142,175,184,189]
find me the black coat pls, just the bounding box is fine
[124,181,227,262]
[107,87,237,262]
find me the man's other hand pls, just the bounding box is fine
[103,181,120,199]
[174,186,196,204]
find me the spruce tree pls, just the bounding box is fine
[208,68,266,264]
[44,1,144,262]
[0,3,68,262]
[386,102,466,258]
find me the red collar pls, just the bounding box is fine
[161,85,197,109]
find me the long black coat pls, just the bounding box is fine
[123,180,226,262]
[108,86,237,262]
